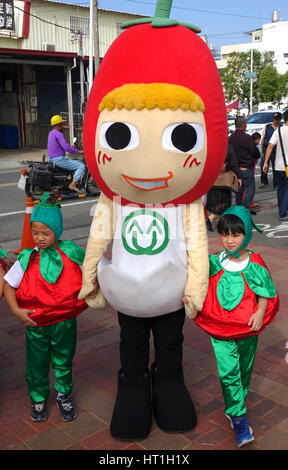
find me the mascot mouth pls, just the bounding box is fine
[121,171,173,191]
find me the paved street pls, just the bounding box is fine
[0,237,287,451]
[0,154,288,251]
[0,151,288,451]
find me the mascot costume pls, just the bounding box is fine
[78,0,227,440]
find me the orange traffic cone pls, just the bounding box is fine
[14,197,36,253]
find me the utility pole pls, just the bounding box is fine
[249,47,253,114]
[94,0,100,76]
[79,30,85,114]
[88,0,94,92]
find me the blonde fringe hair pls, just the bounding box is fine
[98,83,205,113]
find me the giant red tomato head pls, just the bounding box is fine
[84,2,227,206]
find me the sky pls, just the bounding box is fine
[54,0,288,52]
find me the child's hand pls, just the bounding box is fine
[248,311,264,331]
[3,256,13,269]
[14,308,38,327]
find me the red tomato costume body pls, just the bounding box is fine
[16,249,87,327]
[194,252,279,340]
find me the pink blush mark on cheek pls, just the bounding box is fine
[183,154,201,168]
[103,153,112,165]
[97,150,112,165]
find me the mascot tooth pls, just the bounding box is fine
[79,0,227,440]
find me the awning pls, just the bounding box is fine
[0,48,78,66]
[226,98,240,110]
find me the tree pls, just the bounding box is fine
[277,71,288,106]
[258,66,288,106]
[258,65,279,104]
[221,50,274,111]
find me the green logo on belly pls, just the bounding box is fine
[122,209,169,255]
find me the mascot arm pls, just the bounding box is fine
[78,192,115,308]
[183,199,209,318]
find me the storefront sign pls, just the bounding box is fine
[0,0,15,31]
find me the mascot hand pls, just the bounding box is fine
[183,296,197,319]
[86,289,107,310]
[78,280,107,310]
[78,284,95,300]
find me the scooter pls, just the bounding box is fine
[18,153,100,199]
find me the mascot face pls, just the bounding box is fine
[96,103,207,205]
[84,22,227,206]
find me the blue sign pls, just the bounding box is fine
[245,72,257,79]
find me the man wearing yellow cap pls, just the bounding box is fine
[48,115,85,192]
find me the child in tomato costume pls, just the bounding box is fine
[79,0,227,440]
[4,193,88,422]
[194,205,279,447]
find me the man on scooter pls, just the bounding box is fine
[48,115,85,192]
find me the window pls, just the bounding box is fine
[70,16,89,36]
[246,112,278,124]
[253,31,262,42]
[284,53,288,58]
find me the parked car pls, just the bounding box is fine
[228,109,283,135]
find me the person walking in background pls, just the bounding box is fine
[263,109,288,221]
[251,132,263,160]
[259,112,282,189]
[48,115,85,192]
[3,194,89,422]
[229,116,260,211]
[194,206,279,447]
[205,142,242,232]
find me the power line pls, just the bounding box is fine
[13,2,265,47]
[207,31,250,37]
[117,0,271,21]
[14,5,76,33]
[28,0,273,23]
[14,4,113,49]
[25,1,269,33]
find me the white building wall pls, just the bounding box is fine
[218,20,288,75]
[0,0,142,57]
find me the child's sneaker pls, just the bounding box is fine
[227,414,255,447]
[56,394,77,422]
[31,401,48,422]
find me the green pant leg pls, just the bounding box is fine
[238,335,258,401]
[26,326,51,403]
[50,318,77,396]
[210,337,246,417]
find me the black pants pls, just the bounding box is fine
[117,309,185,379]
[275,170,288,219]
[235,168,255,208]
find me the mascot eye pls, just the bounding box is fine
[100,122,139,150]
[162,123,204,153]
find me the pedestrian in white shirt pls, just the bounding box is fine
[263,110,288,221]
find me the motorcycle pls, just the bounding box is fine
[18,153,100,199]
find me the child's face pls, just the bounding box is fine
[221,231,245,253]
[31,222,56,249]
[254,138,260,145]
